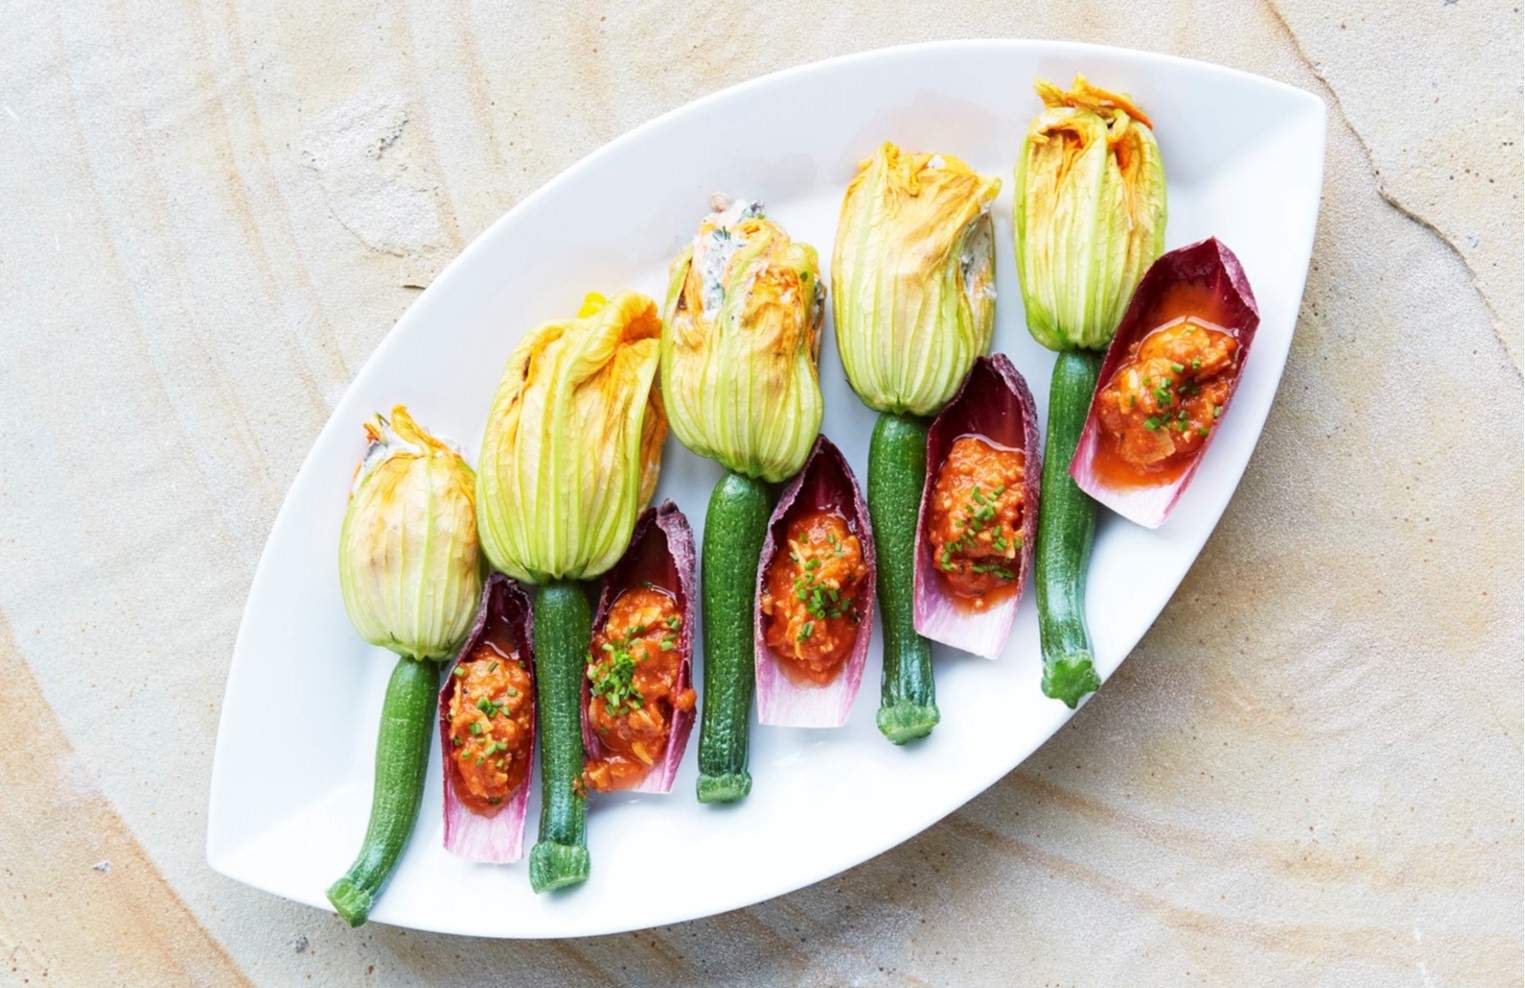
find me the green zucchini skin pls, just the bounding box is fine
[696,470,771,803]
[528,580,592,892]
[1036,350,1105,708]
[868,412,940,743]
[325,655,438,927]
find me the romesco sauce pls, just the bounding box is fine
[1092,317,1240,488]
[583,587,696,792]
[759,510,869,685]
[446,643,534,813]
[926,436,1025,608]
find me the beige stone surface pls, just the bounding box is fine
[1,2,1519,986]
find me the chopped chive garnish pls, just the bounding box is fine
[488,661,498,672]
[452,666,465,677]
[1192,358,1202,370]
[1144,417,1162,431]
[1171,362,1185,373]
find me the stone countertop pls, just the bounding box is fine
[1,3,1519,986]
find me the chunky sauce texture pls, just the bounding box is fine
[583,587,695,792]
[759,510,868,684]
[1095,318,1237,485]
[927,436,1025,606]
[447,644,534,813]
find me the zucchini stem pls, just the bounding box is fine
[1036,350,1104,708]
[528,580,592,892]
[868,412,940,743]
[325,655,438,927]
[696,470,772,802]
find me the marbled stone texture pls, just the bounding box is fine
[0,2,1518,985]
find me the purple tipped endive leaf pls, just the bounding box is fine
[438,574,535,863]
[581,501,696,794]
[913,354,1041,660]
[754,436,876,728]
[1070,238,1261,528]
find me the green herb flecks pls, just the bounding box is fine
[787,524,859,622]
[587,615,670,719]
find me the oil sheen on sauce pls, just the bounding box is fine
[926,435,1025,611]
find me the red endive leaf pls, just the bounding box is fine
[438,574,535,863]
[1071,237,1260,528]
[913,354,1041,659]
[754,436,876,728]
[581,501,696,793]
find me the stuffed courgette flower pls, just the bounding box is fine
[1014,75,1167,352]
[663,196,825,484]
[477,291,666,585]
[831,143,1001,744]
[475,290,666,892]
[662,197,826,803]
[328,406,481,927]
[340,407,483,660]
[1013,75,1167,709]
[833,143,1000,417]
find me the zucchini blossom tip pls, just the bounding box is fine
[832,143,1001,417]
[339,405,482,660]
[662,196,825,482]
[476,291,667,583]
[1014,75,1167,352]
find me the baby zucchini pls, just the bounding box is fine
[868,413,940,742]
[696,471,771,802]
[326,657,438,926]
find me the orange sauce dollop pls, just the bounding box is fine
[583,587,696,793]
[447,644,534,813]
[926,436,1025,608]
[1093,317,1239,488]
[759,510,869,685]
